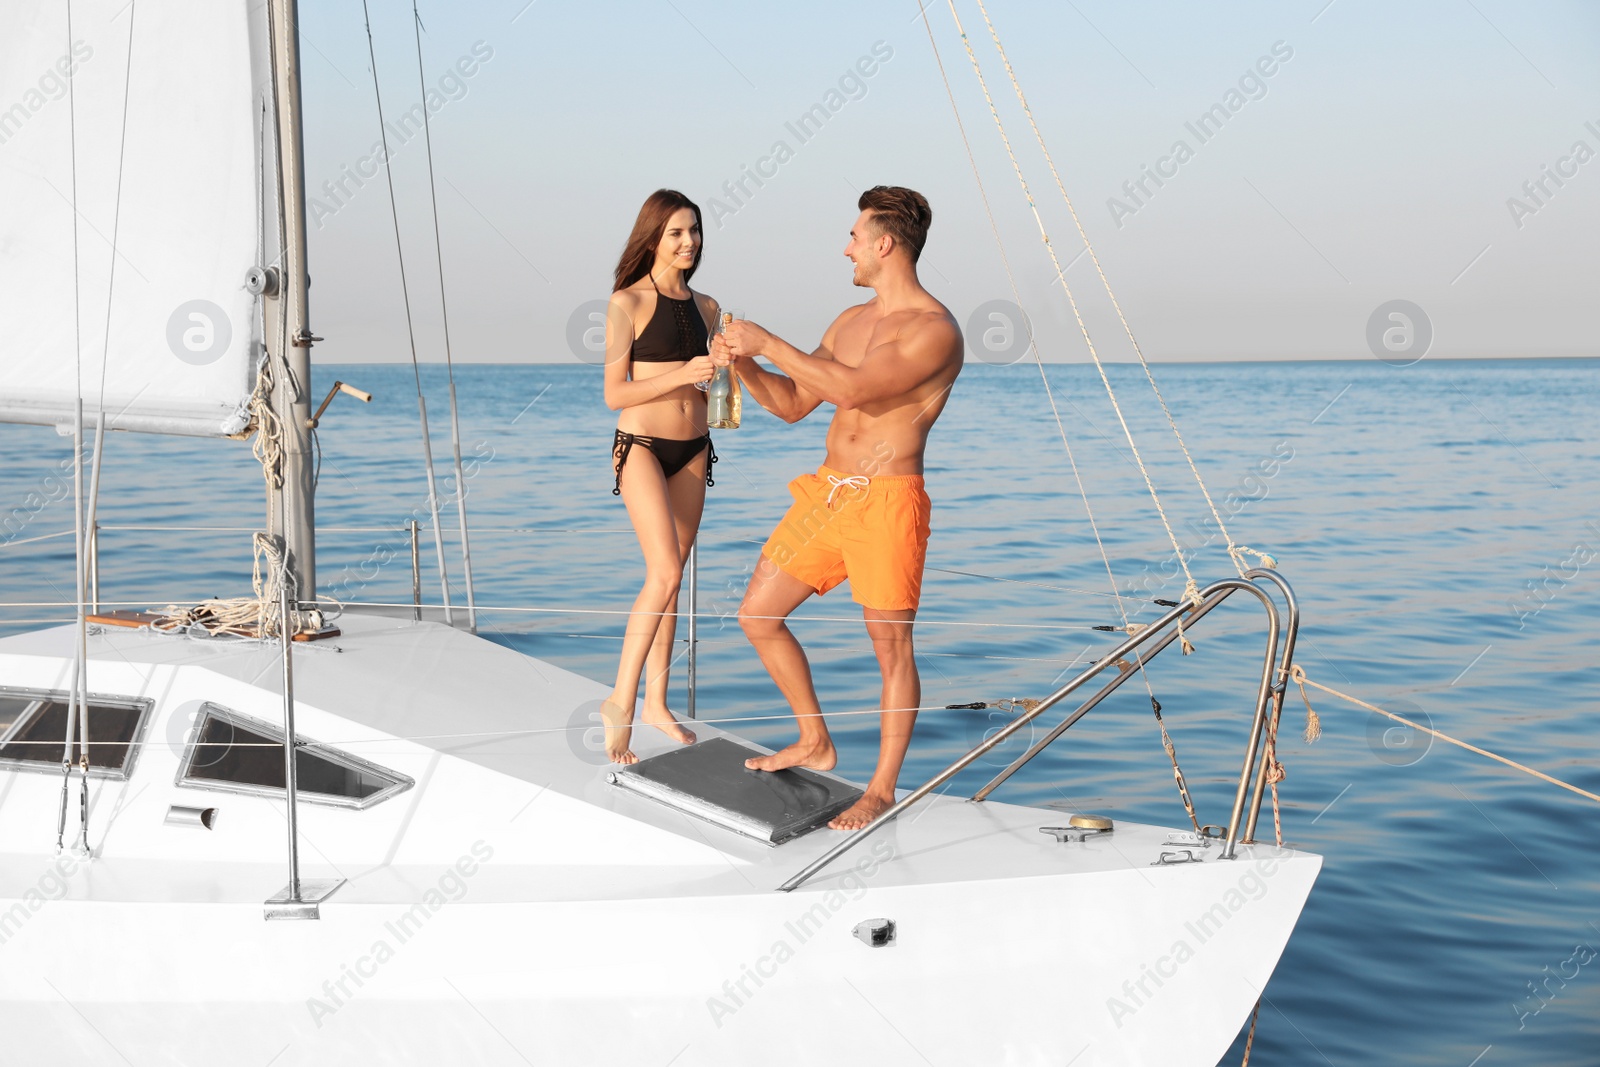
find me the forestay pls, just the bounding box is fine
[0,0,272,437]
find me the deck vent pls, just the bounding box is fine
[853,918,896,948]
[165,805,218,830]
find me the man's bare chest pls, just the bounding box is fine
[833,317,889,368]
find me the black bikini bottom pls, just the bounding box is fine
[612,429,716,495]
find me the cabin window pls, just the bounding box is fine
[175,703,411,809]
[0,688,153,779]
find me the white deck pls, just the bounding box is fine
[0,614,1320,1066]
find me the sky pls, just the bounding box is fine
[295,0,1600,363]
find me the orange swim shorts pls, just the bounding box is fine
[761,465,932,611]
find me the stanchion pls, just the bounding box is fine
[264,556,344,920]
[686,542,698,720]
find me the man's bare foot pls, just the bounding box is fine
[600,699,637,765]
[641,704,696,745]
[745,738,837,773]
[829,792,894,830]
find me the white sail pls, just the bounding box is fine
[0,0,272,437]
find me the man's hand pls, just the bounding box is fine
[721,320,772,361]
[709,332,735,367]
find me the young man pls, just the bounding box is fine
[712,186,963,830]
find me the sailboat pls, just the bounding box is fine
[0,2,1319,1063]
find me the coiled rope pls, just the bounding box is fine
[144,358,331,639]
[150,533,331,639]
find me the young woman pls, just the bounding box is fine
[599,189,720,763]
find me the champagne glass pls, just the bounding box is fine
[697,307,742,391]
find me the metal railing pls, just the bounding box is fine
[779,568,1300,892]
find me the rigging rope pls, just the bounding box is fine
[360,0,455,628]
[1292,666,1600,806]
[409,1,477,633]
[919,0,1201,831]
[912,3,1124,627]
[938,0,1203,615]
[968,0,1262,579]
[1239,1000,1262,1066]
[60,0,90,853]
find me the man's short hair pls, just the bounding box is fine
[858,186,932,263]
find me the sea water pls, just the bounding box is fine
[1,358,1596,1065]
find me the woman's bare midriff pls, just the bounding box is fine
[616,364,707,439]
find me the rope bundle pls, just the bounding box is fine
[149,533,329,639]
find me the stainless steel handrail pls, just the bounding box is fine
[1242,568,1299,844]
[970,584,1244,802]
[778,569,1299,892]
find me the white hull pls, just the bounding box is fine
[0,616,1318,1066]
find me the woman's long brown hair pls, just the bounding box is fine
[612,189,703,292]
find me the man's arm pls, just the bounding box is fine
[711,311,849,424]
[728,356,826,424]
[724,311,958,410]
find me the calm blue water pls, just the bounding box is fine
[3,359,1598,1064]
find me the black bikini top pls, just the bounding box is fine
[631,277,709,363]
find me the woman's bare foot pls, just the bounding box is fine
[829,791,893,830]
[641,703,696,745]
[745,738,837,773]
[600,699,637,765]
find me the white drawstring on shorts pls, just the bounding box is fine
[825,474,870,506]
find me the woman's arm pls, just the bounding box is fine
[602,291,713,410]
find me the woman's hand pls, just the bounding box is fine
[676,355,717,389]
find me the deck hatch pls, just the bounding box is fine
[175,702,412,809]
[610,737,862,845]
[0,687,153,779]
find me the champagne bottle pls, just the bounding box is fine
[707,312,739,429]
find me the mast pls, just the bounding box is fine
[264,0,317,601]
